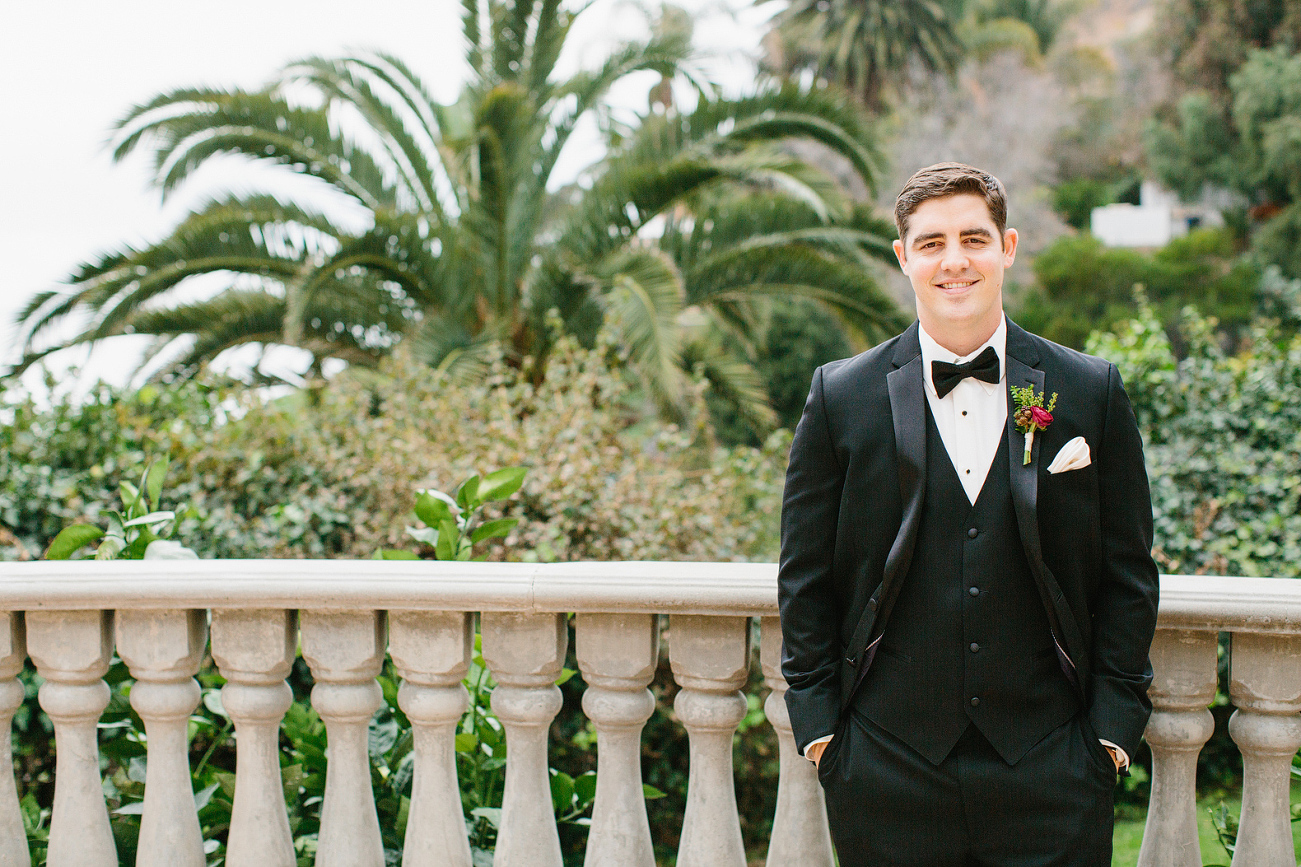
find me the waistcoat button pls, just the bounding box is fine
[967,527,978,538]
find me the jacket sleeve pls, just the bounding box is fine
[779,366,847,752]
[1086,362,1160,759]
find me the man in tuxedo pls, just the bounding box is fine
[778,162,1159,866]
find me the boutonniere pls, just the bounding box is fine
[1010,385,1058,466]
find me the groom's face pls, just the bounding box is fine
[892,193,1018,347]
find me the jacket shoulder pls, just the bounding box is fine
[1025,330,1115,387]
[817,331,906,399]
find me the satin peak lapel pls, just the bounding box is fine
[884,349,926,598]
[1006,354,1046,568]
[1006,349,1087,687]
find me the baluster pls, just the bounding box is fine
[389,611,473,867]
[481,612,567,867]
[117,609,209,867]
[1227,631,1301,867]
[1137,628,1217,867]
[211,609,298,867]
[26,610,115,867]
[670,614,750,867]
[575,612,658,867]
[301,610,387,867]
[759,616,833,867]
[0,613,28,867]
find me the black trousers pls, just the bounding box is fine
[818,711,1116,867]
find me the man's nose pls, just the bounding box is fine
[940,243,970,271]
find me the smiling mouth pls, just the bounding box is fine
[936,280,977,290]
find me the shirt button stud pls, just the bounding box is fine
[969,586,979,597]
[967,528,978,538]
[970,697,980,707]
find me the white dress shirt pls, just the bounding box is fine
[918,319,1007,505]
[804,315,1128,770]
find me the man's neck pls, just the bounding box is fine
[918,315,1003,358]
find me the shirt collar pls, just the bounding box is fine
[919,316,1007,399]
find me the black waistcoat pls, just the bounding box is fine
[853,405,1079,765]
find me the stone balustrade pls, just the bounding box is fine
[0,562,1298,865]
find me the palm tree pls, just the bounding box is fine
[765,0,965,110]
[14,0,903,429]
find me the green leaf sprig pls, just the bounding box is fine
[374,466,526,562]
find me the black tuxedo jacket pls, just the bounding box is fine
[778,319,1159,760]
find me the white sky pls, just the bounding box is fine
[0,0,772,397]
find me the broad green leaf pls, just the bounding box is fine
[414,491,455,528]
[471,807,502,829]
[549,770,574,811]
[143,540,199,560]
[44,524,105,560]
[470,518,518,545]
[102,510,125,538]
[202,689,228,718]
[478,466,526,501]
[193,782,220,811]
[95,535,126,560]
[119,481,142,514]
[456,474,481,510]
[280,764,304,803]
[374,548,420,560]
[455,732,479,753]
[555,667,577,686]
[144,457,170,509]
[435,517,458,561]
[123,510,176,529]
[404,525,439,545]
[113,801,146,816]
[574,771,597,805]
[642,783,667,800]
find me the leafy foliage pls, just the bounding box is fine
[12,0,901,433]
[43,457,197,561]
[764,0,963,109]
[2,338,785,567]
[1146,44,1301,278]
[1088,273,1301,578]
[1013,229,1260,349]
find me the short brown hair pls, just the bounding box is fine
[894,162,1008,243]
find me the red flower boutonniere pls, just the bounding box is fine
[1011,385,1058,466]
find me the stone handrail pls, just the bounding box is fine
[0,562,1296,867]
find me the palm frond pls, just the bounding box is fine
[682,328,779,433]
[688,242,908,345]
[113,88,394,207]
[284,57,444,217]
[592,247,688,415]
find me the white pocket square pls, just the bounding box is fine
[1046,436,1091,474]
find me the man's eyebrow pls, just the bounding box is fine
[908,226,995,247]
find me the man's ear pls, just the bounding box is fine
[1002,228,1019,267]
[892,238,908,272]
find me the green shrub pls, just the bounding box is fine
[1088,282,1301,579]
[1015,229,1259,350]
[1,340,785,566]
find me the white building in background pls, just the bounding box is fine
[1090,181,1230,248]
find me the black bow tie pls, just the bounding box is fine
[931,345,1000,398]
